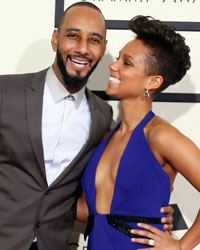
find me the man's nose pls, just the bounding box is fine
[75,39,89,55]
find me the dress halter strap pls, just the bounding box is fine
[139,111,155,129]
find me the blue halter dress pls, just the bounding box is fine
[82,111,171,249]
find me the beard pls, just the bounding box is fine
[57,48,99,90]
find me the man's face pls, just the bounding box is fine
[52,6,107,91]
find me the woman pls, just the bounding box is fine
[77,15,200,249]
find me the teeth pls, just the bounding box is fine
[71,58,88,65]
[109,76,120,84]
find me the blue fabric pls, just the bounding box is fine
[82,111,171,249]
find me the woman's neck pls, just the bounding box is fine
[119,98,152,133]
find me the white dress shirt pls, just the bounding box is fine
[42,67,91,186]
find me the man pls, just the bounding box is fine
[0,2,172,250]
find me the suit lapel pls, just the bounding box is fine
[26,69,48,183]
[85,88,98,144]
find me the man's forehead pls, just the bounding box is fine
[62,6,106,35]
[64,6,102,21]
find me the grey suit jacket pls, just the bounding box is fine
[0,68,113,250]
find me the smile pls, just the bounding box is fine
[109,76,121,86]
[68,56,92,70]
[71,58,89,66]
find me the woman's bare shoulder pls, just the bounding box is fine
[147,115,184,146]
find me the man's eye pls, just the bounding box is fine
[67,33,79,39]
[90,38,100,44]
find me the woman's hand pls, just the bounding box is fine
[160,205,174,232]
[130,223,181,250]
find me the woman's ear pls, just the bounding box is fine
[51,29,59,52]
[147,75,163,91]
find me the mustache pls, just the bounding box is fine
[67,54,92,63]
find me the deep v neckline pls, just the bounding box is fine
[94,111,154,215]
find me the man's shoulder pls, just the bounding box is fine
[86,89,112,111]
[0,68,48,87]
[86,89,113,132]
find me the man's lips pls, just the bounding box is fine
[67,55,92,70]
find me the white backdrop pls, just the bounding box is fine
[1,0,200,249]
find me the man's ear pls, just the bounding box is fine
[51,29,59,52]
[147,75,163,91]
[101,39,108,59]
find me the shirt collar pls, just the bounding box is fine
[45,67,86,107]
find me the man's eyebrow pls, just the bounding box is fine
[91,32,104,40]
[65,28,104,40]
[65,28,81,32]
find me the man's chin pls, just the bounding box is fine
[66,73,88,82]
[68,70,90,79]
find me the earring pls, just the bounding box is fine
[144,89,149,98]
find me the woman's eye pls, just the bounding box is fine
[124,61,132,66]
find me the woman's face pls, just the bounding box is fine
[106,39,152,100]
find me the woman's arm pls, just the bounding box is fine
[130,122,200,249]
[179,209,200,249]
[153,122,200,192]
[76,192,89,223]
